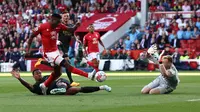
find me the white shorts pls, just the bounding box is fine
[44,50,64,66]
[145,76,174,94]
[87,52,100,61]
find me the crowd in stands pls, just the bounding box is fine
[0,0,141,63]
[148,0,200,12]
[0,0,200,70]
[102,11,200,60]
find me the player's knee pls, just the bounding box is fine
[92,60,99,67]
[149,89,161,94]
[60,59,70,68]
[141,86,150,94]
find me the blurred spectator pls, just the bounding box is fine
[10,47,21,63]
[114,49,122,59]
[177,26,184,39]
[196,18,200,30]
[180,50,189,60]
[128,28,139,43]
[126,51,132,60]
[131,39,140,50]
[124,35,131,50]
[121,49,128,59]
[163,46,172,55]
[3,48,11,62]
[158,38,166,50]
[140,35,148,49]
[172,48,181,64]
[191,27,200,39]
[134,51,148,70]
[117,38,124,49]
[170,35,180,48]
[183,27,192,39]
[168,30,176,43]
[182,1,191,11]
[112,43,119,50]
[101,50,113,59]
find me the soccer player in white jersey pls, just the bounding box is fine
[141,45,180,94]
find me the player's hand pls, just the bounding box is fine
[56,40,62,45]
[11,70,20,79]
[147,44,157,54]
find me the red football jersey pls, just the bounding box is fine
[83,32,101,54]
[33,22,67,52]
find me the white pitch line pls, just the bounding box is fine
[187,99,200,102]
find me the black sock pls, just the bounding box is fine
[80,87,100,93]
[66,69,73,83]
[41,61,51,67]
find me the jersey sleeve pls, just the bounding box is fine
[32,24,42,36]
[167,68,176,77]
[60,23,68,30]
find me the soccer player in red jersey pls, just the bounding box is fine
[83,24,106,75]
[25,14,96,95]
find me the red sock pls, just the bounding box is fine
[68,66,88,78]
[87,61,99,72]
[44,72,60,87]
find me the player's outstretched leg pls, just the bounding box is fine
[80,85,111,93]
[60,59,96,80]
[87,58,99,72]
[65,85,111,95]
[35,58,80,86]
[50,85,111,95]
[65,59,80,86]
[40,66,62,95]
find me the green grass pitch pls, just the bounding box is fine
[0,71,200,112]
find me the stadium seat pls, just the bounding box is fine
[187,39,195,44]
[110,50,117,56]
[189,61,198,69]
[180,40,189,48]
[130,50,144,60]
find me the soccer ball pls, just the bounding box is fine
[95,71,107,82]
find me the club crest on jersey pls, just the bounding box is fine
[92,38,98,44]
[50,31,57,39]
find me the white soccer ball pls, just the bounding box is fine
[95,71,107,82]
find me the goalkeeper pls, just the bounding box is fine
[141,45,180,94]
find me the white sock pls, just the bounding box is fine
[99,85,105,90]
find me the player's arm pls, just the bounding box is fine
[98,32,105,50]
[68,22,80,32]
[99,38,105,50]
[147,44,161,65]
[83,35,88,55]
[11,70,35,93]
[27,25,42,54]
[61,21,80,32]
[159,64,173,77]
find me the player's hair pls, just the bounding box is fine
[32,69,40,76]
[163,55,173,63]
[87,24,94,30]
[52,13,62,19]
